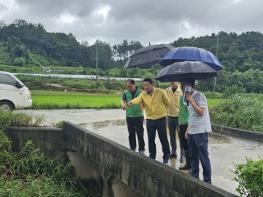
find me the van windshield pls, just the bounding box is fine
[0,73,24,88]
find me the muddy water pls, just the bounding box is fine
[19,109,263,194]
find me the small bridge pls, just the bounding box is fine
[6,122,240,197]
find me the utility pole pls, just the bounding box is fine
[95,45,99,82]
[213,33,219,92]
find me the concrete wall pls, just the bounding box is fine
[63,122,237,197]
[6,126,65,160]
[212,125,263,143]
[6,123,237,197]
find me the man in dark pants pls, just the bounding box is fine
[128,78,170,164]
[183,79,212,184]
[166,82,182,159]
[178,95,191,170]
[121,79,145,154]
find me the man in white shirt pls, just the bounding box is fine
[183,79,212,184]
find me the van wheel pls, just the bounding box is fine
[0,101,14,112]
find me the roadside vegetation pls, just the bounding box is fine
[0,110,45,130]
[18,75,127,92]
[210,94,263,132]
[0,137,97,196]
[17,75,168,92]
[234,158,263,197]
[0,111,100,196]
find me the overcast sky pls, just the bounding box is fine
[0,0,263,45]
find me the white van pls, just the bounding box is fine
[0,71,32,111]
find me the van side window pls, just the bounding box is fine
[0,73,16,86]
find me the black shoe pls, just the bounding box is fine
[179,165,191,170]
[149,155,156,160]
[170,153,177,158]
[163,159,169,164]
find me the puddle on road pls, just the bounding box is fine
[80,119,232,144]
[79,119,126,130]
[209,133,232,144]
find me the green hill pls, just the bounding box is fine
[0,20,86,67]
[0,19,262,92]
[1,20,263,72]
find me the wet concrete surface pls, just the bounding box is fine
[18,109,125,125]
[18,109,263,194]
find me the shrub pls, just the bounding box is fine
[102,80,125,90]
[142,72,155,79]
[204,92,223,99]
[14,57,26,66]
[0,131,11,152]
[56,121,64,128]
[0,132,99,196]
[210,95,263,132]
[234,158,263,197]
[223,85,245,98]
[0,110,45,130]
[0,111,11,131]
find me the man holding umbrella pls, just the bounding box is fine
[183,79,212,184]
[127,78,171,164]
[155,61,217,183]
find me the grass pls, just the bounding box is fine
[208,98,220,108]
[31,90,221,109]
[31,90,121,109]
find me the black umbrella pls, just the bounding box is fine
[155,61,217,82]
[124,44,174,68]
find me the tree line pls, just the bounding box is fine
[0,20,143,68]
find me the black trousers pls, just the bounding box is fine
[146,117,170,160]
[126,117,145,151]
[178,124,190,167]
[168,116,179,153]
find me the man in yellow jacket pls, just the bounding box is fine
[128,78,171,164]
[166,82,183,161]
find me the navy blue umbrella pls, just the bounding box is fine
[160,46,222,71]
